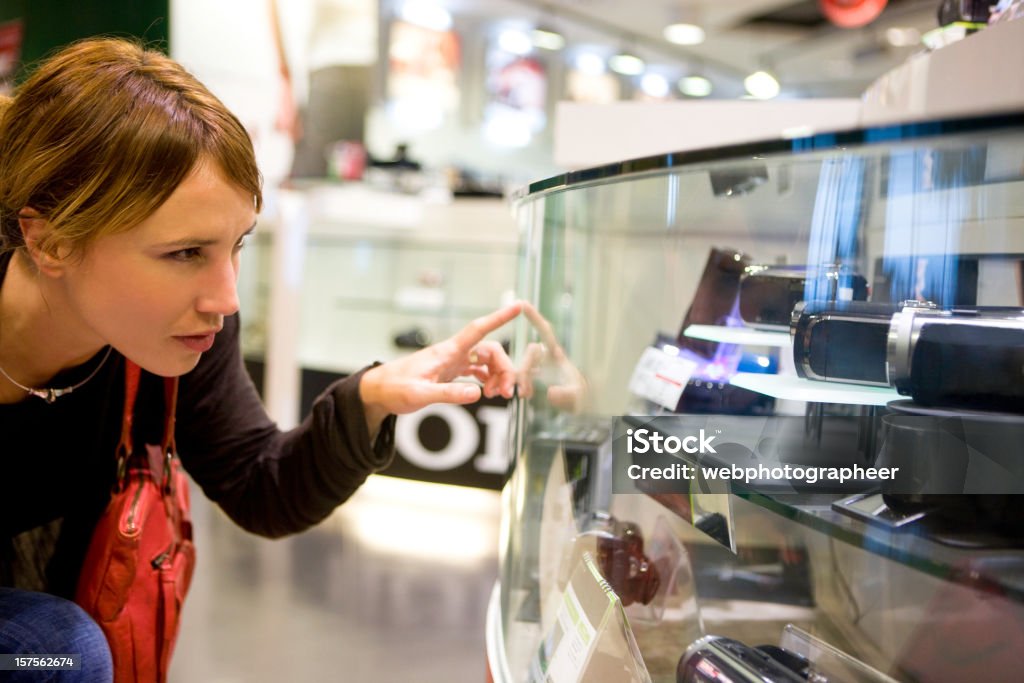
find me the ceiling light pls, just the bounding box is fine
[679,75,712,97]
[744,70,780,99]
[498,28,532,55]
[609,53,644,76]
[574,52,606,75]
[531,28,565,51]
[399,0,452,32]
[640,73,670,98]
[664,23,705,46]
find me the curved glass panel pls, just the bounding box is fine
[498,111,1024,683]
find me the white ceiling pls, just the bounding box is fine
[437,0,944,98]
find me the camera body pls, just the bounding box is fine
[887,306,1024,412]
[677,636,808,683]
[790,301,906,386]
[740,265,867,331]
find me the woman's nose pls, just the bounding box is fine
[195,258,240,317]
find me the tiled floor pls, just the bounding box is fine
[169,477,502,683]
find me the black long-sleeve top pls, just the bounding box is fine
[0,254,396,597]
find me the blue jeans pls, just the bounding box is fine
[0,587,113,682]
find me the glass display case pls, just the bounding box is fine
[492,111,1024,683]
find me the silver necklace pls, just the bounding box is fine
[0,345,114,403]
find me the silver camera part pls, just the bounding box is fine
[792,304,894,387]
[886,304,1024,392]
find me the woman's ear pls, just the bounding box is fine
[18,208,68,276]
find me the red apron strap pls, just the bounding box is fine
[119,361,142,455]
[115,360,143,486]
[162,376,179,454]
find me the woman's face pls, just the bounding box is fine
[58,161,257,376]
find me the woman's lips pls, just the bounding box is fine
[174,333,216,353]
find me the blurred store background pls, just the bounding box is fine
[0,0,968,191]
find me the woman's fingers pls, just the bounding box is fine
[449,301,522,354]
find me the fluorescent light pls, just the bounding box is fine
[640,73,670,98]
[574,52,605,75]
[744,70,780,99]
[498,28,532,55]
[664,23,705,46]
[679,75,712,97]
[399,0,452,32]
[609,53,644,75]
[531,28,565,51]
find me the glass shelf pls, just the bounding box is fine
[683,324,792,347]
[729,373,902,405]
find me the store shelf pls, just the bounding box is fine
[729,372,901,406]
[624,413,1024,603]
[683,324,791,348]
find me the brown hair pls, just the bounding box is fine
[0,38,262,258]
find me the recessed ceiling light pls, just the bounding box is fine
[664,23,705,46]
[641,73,670,98]
[744,70,780,99]
[574,52,605,75]
[679,75,712,97]
[609,53,644,76]
[531,28,565,51]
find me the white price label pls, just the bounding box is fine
[628,347,698,411]
[543,585,597,683]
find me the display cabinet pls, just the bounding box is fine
[491,111,1024,682]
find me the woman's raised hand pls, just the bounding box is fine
[359,302,523,431]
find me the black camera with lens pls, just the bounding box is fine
[790,300,910,387]
[887,306,1024,413]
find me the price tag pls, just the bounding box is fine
[628,347,698,411]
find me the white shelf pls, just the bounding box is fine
[730,372,901,406]
[683,324,791,348]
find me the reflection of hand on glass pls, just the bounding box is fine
[517,302,587,412]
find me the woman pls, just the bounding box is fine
[0,38,519,680]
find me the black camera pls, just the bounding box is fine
[677,636,807,683]
[739,265,867,330]
[887,306,1024,412]
[791,301,909,386]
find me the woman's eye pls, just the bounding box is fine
[233,235,247,252]
[168,247,202,262]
